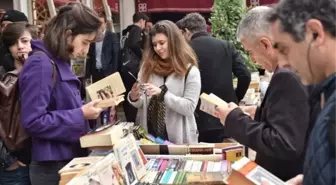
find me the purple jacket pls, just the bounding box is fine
[19,40,88,162]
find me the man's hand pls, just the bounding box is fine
[6,160,26,171]
[240,105,257,119]
[214,102,238,125]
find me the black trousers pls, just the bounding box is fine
[198,129,227,143]
[123,92,138,122]
[29,161,69,185]
[92,67,105,84]
[121,71,138,123]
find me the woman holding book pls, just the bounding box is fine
[128,20,201,144]
[18,3,104,185]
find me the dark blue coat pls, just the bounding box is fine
[303,73,336,185]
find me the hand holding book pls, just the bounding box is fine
[200,93,251,125]
[81,99,104,120]
[215,102,238,125]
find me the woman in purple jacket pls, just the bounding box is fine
[19,3,104,185]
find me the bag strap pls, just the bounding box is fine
[184,64,193,85]
[32,51,57,88]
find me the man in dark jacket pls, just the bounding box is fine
[215,6,312,181]
[87,12,119,83]
[267,0,336,184]
[178,13,251,143]
[86,12,119,126]
[120,13,148,122]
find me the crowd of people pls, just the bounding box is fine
[0,0,334,185]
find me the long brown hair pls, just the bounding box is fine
[141,20,198,83]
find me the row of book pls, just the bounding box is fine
[145,159,230,173]
[140,171,225,185]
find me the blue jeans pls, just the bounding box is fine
[0,166,30,185]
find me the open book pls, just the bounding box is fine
[86,72,126,108]
[200,93,250,120]
[200,93,228,117]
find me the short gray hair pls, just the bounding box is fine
[180,13,207,33]
[237,6,273,42]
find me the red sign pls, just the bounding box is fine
[246,0,279,7]
[136,0,214,13]
[94,0,119,13]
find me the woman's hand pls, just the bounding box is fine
[130,82,141,101]
[81,99,104,120]
[144,83,162,96]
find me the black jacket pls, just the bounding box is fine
[122,25,143,60]
[87,30,119,77]
[190,32,251,131]
[225,68,312,181]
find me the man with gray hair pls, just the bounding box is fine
[177,13,251,143]
[266,0,336,184]
[215,6,313,181]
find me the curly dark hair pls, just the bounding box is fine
[268,0,336,42]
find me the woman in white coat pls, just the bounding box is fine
[128,20,201,144]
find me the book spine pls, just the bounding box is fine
[179,160,186,171]
[201,160,208,172]
[184,160,193,172]
[159,171,169,184]
[169,159,178,171]
[189,148,214,155]
[207,161,214,172]
[221,160,228,172]
[213,161,222,172]
[159,160,169,172]
[155,137,165,144]
[174,159,182,171]
[168,171,178,184]
[173,172,182,185]
[146,159,156,170]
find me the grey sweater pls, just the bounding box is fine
[127,65,201,144]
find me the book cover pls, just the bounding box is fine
[70,60,86,78]
[114,135,146,185]
[59,156,103,174]
[200,93,228,117]
[86,72,126,108]
[227,157,286,185]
